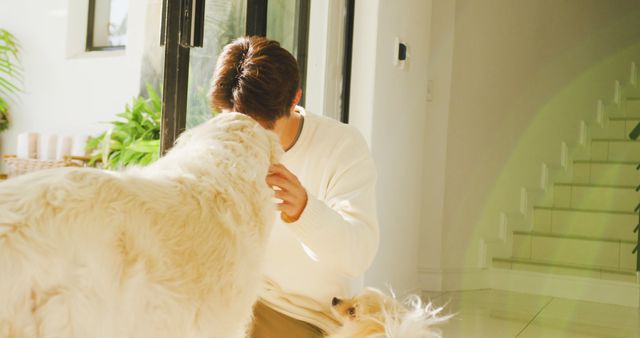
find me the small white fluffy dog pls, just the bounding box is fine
[0,113,282,338]
[329,288,451,338]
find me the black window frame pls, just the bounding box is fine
[294,0,311,107]
[246,0,268,36]
[341,0,355,124]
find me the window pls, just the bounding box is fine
[86,0,128,51]
[160,0,354,152]
[184,0,247,128]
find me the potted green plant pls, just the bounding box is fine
[0,29,21,133]
[86,84,161,169]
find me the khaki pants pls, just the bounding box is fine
[250,301,325,338]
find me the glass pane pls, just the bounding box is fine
[90,0,128,49]
[185,0,246,129]
[92,0,164,169]
[269,1,351,117]
[0,0,163,172]
[107,0,128,46]
[266,0,309,105]
[266,0,297,54]
[297,0,347,120]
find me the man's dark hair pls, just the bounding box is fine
[210,36,300,129]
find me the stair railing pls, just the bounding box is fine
[631,121,640,278]
[631,121,640,140]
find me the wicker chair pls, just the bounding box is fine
[1,154,93,179]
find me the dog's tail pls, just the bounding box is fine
[381,294,453,338]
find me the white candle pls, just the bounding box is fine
[38,134,59,160]
[16,132,39,159]
[71,135,89,157]
[56,135,73,160]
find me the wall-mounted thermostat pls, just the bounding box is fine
[393,37,408,69]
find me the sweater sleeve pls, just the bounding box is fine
[286,138,379,277]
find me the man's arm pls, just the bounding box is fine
[267,146,379,277]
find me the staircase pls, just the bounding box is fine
[492,63,640,304]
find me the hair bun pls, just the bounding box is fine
[210,36,300,128]
[232,49,248,89]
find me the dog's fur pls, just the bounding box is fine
[0,113,282,338]
[329,287,451,338]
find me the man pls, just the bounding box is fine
[210,36,379,338]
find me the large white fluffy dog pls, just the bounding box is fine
[0,113,282,338]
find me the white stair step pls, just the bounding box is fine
[532,207,637,242]
[553,183,638,212]
[622,81,640,97]
[511,232,636,271]
[591,139,640,162]
[609,116,640,135]
[493,257,636,283]
[572,160,640,186]
[592,117,640,139]
[624,97,640,116]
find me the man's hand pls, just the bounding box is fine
[266,164,308,222]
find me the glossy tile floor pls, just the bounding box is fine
[423,289,640,338]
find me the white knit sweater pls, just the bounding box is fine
[260,107,379,333]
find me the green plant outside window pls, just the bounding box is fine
[86,84,161,169]
[0,29,22,133]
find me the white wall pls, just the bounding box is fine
[435,0,640,288]
[351,0,433,294]
[352,0,640,294]
[418,0,456,291]
[0,0,149,156]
